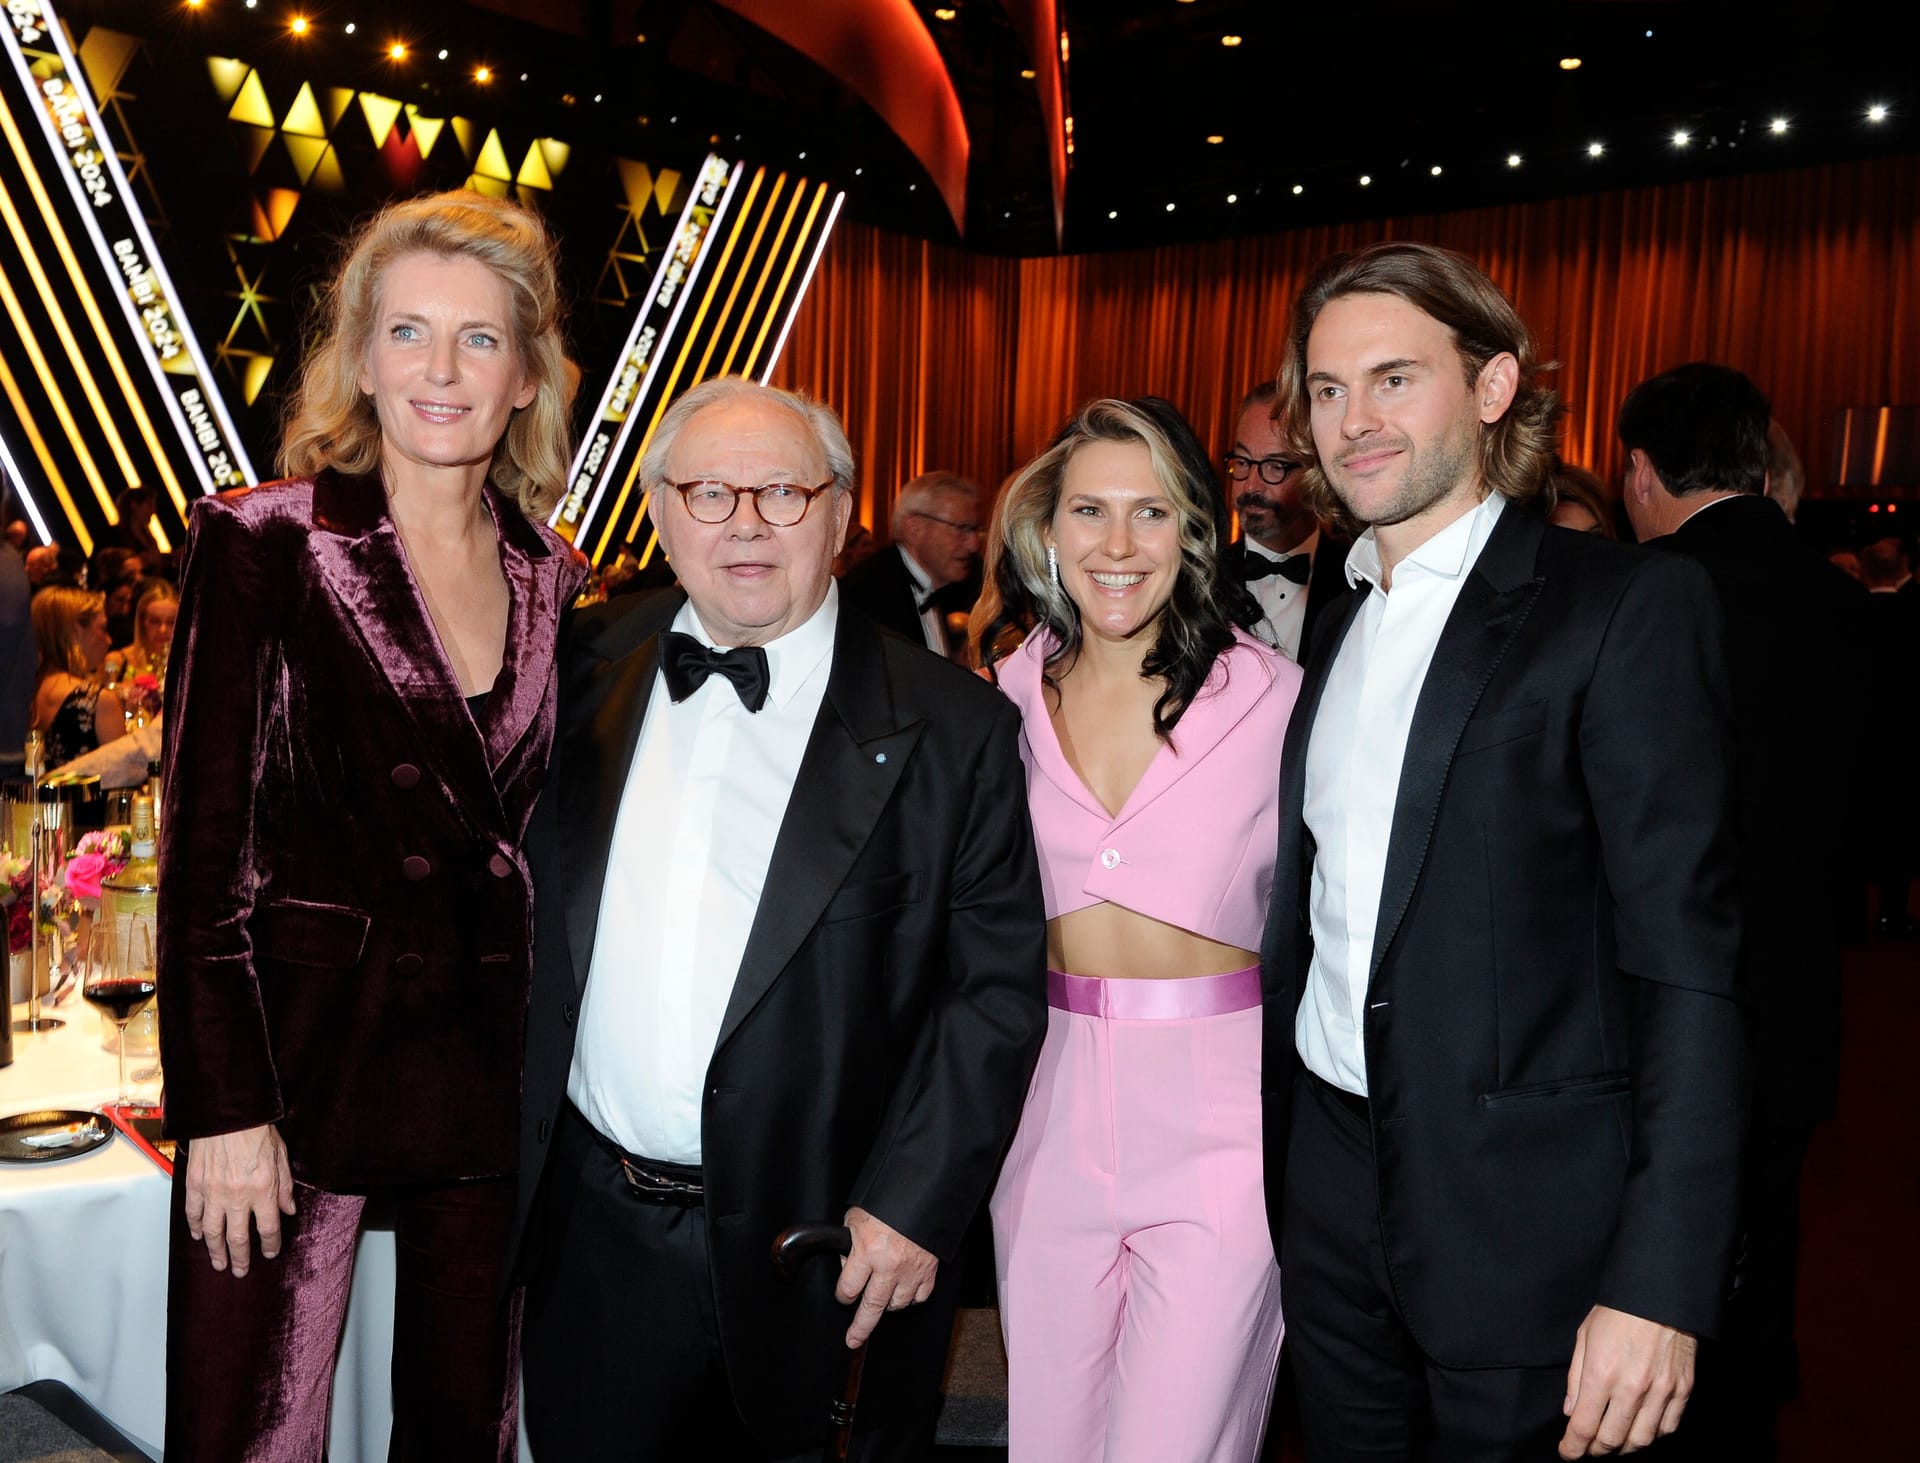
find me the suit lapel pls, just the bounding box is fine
[1367,507,1546,985]
[715,611,922,1051]
[559,596,676,994]
[305,470,504,834]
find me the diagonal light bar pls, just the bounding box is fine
[0,346,88,552]
[0,416,57,546]
[744,183,830,379]
[716,176,805,380]
[0,227,116,514]
[759,189,845,382]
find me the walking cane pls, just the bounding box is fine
[771,1222,863,1463]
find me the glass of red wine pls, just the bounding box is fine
[81,923,154,1108]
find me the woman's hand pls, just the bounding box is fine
[182,1125,296,1277]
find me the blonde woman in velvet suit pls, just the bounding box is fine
[158,191,584,1461]
[976,397,1303,1462]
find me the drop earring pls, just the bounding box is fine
[1047,544,1060,585]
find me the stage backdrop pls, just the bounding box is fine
[771,154,1920,530]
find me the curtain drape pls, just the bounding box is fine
[771,155,1920,529]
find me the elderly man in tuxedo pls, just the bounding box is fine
[1263,243,1746,1461]
[513,377,1046,1463]
[1224,382,1347,662]
[838,470,983,657]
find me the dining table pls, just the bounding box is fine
[0,995,416,1460]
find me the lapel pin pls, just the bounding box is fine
[874,752,888,764]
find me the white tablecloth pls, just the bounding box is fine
[0,999,409,1460]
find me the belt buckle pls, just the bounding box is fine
[619,1156,703,1206]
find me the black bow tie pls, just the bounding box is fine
[660,631,771,712]
[1238,548,1312,586]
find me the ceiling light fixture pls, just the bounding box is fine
[437,48,449,60]
[1507,152,1523,167]
[388,42,407,60]
[290,16,309,35]
[1672,129,1691,147]
[1165,202,1176,211]
[1359,174,1371,186]
[1868,103,1889,122]
[1770,117,1789,134]
[1206,134,1224,144]
[1221,35,1243,47]
[1559,57,1581,70]
[474,66,491,82]
[1291,184,1303,195]
[1430,164,1442,176]
[1587,141,1605,157]
[934,7,957,20]
[1020,68,1035,79]
[1108,210,1118,219]
[345,22,356,35]
[1227,193,1237,203]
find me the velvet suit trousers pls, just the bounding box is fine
[163,1156,521,1463]
[989,974,1284,1463]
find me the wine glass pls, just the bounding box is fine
[81,922,153,1108]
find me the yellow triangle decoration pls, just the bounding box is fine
[233,124,276,174]
[228,71,275,129]
[242,356,276,407]
[538,138,571,179]
[323,88,356,129]
[464,173,509,199]
[309,145,347,194]
[206,57,250,105]
[283,133,329,185]
[450,117,477,160]
[281,82,326,138]
[405,107,446,159]
[262,188,301,240]
[617,159,653,214]
[515,142,552,190]
[359,93,402,148]
[654,167,681,212]
[473,128,513,181]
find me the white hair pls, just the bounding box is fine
[639,376,855,496]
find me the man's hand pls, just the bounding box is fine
[1559,1305,1697,1457]
[834,1205,938,1348]
[182,1124,296,1278]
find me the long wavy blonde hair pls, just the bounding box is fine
[278,190,574,516]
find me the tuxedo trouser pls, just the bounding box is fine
[164,1156,521,1463]
[1281,1069,1578,1463]
[990,970,1284,1463]
[521,1101,932,1463]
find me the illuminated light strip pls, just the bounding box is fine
[714,173,801,380]
[0,418,57,546]
[0,347,89,552]
[687,168,778,387]
[553,153,735,537]
[0,226,116,513]
[591,164,762,564]
[0,89,142,510]
[2,2,256,494]
[744,184,830,380]
[758,189,846,383]
[0,78,187,513]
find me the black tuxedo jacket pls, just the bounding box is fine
[1234,532,1352,661]
[839,545,933,648]
[1262,504,1747,1369]
[513,590,1046,1450]
[1662,495,1863,1128]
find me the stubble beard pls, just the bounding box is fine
[1327,427,1478,530]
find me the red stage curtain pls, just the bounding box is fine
[770,155,1920,527]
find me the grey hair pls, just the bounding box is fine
[891,470,978,533]
[639,376,856,497]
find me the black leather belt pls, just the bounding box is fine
[574,1104,705,1206]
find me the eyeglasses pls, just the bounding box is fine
[1225,453,1300,485]
[907,510,983,538]
[667,478,836,526]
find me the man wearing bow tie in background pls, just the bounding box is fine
[512,376,1046,1461]
[1226,382,1349,662]
[838,470,982,658]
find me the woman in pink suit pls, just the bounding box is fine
[976,397,1304,1462]
[158,191,585,1460]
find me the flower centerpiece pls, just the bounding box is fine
[127,673,163,719]
[63,828,131,903]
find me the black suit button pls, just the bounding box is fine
[401,855,432,880]
[537,1118,550,1144]
[390,763,422,789]
[394,953,424,977]
[562,1002,576,1027]
[525,767,548,791]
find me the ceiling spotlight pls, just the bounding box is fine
[388,42,407,60]
[1645,29,1653,37]
[344,23,356,36]
[1221,35,1243,47]
[437,48,449,60]
[1165,202,1176,211]
[593,93,603,102]
[908,183,916,191]
[1020,68,1035,79]
[1507,152,1523,167]
[636,33,647,44]
[854,167,863,175]
[1587,141,1605,157]
[1108,210,1118,219]
[474,66,491,82]
[1672,129,1691,147]
[934,7,957,19]
[290,16,309,34]
[1291,183,1303,195]
[1206,134,1224,145]
[1430,164,1442,176]
[1227,193,1237,203]
[1868,103,1889,122]
[798,151,807,159]
[244,0,257,8]
[1559,57,1581,70]
[1770,117,1789,134]
[1359,174,1372,186]
[186,1,203,9]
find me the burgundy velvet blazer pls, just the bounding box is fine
[157,469,586,1189]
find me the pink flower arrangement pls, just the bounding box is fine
[62,830,130,902]
[128,673,163,717]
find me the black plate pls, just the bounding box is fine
[0,1108,112,1164]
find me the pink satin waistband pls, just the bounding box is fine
[1046,965,1263,1020]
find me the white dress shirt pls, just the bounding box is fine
[1297,494,1506,1095]
[898,546,948,655]
[1245,528,1320,662]
[568,584,839,1162]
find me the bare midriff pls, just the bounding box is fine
[1048,903,1257,981]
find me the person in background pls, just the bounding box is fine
[159,189,584,1461]
[1618,361,1864,1457]
[1224,382,1347,662]
[977,396,1300,1462]
[30,587,126,771]
[107,579,179,685]
[1545,457,1617,539]
[1828,547,1865,582]
[839,470,983,657]
[1763,421,1806,524]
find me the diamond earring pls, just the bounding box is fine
[1047,544,1059,586]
